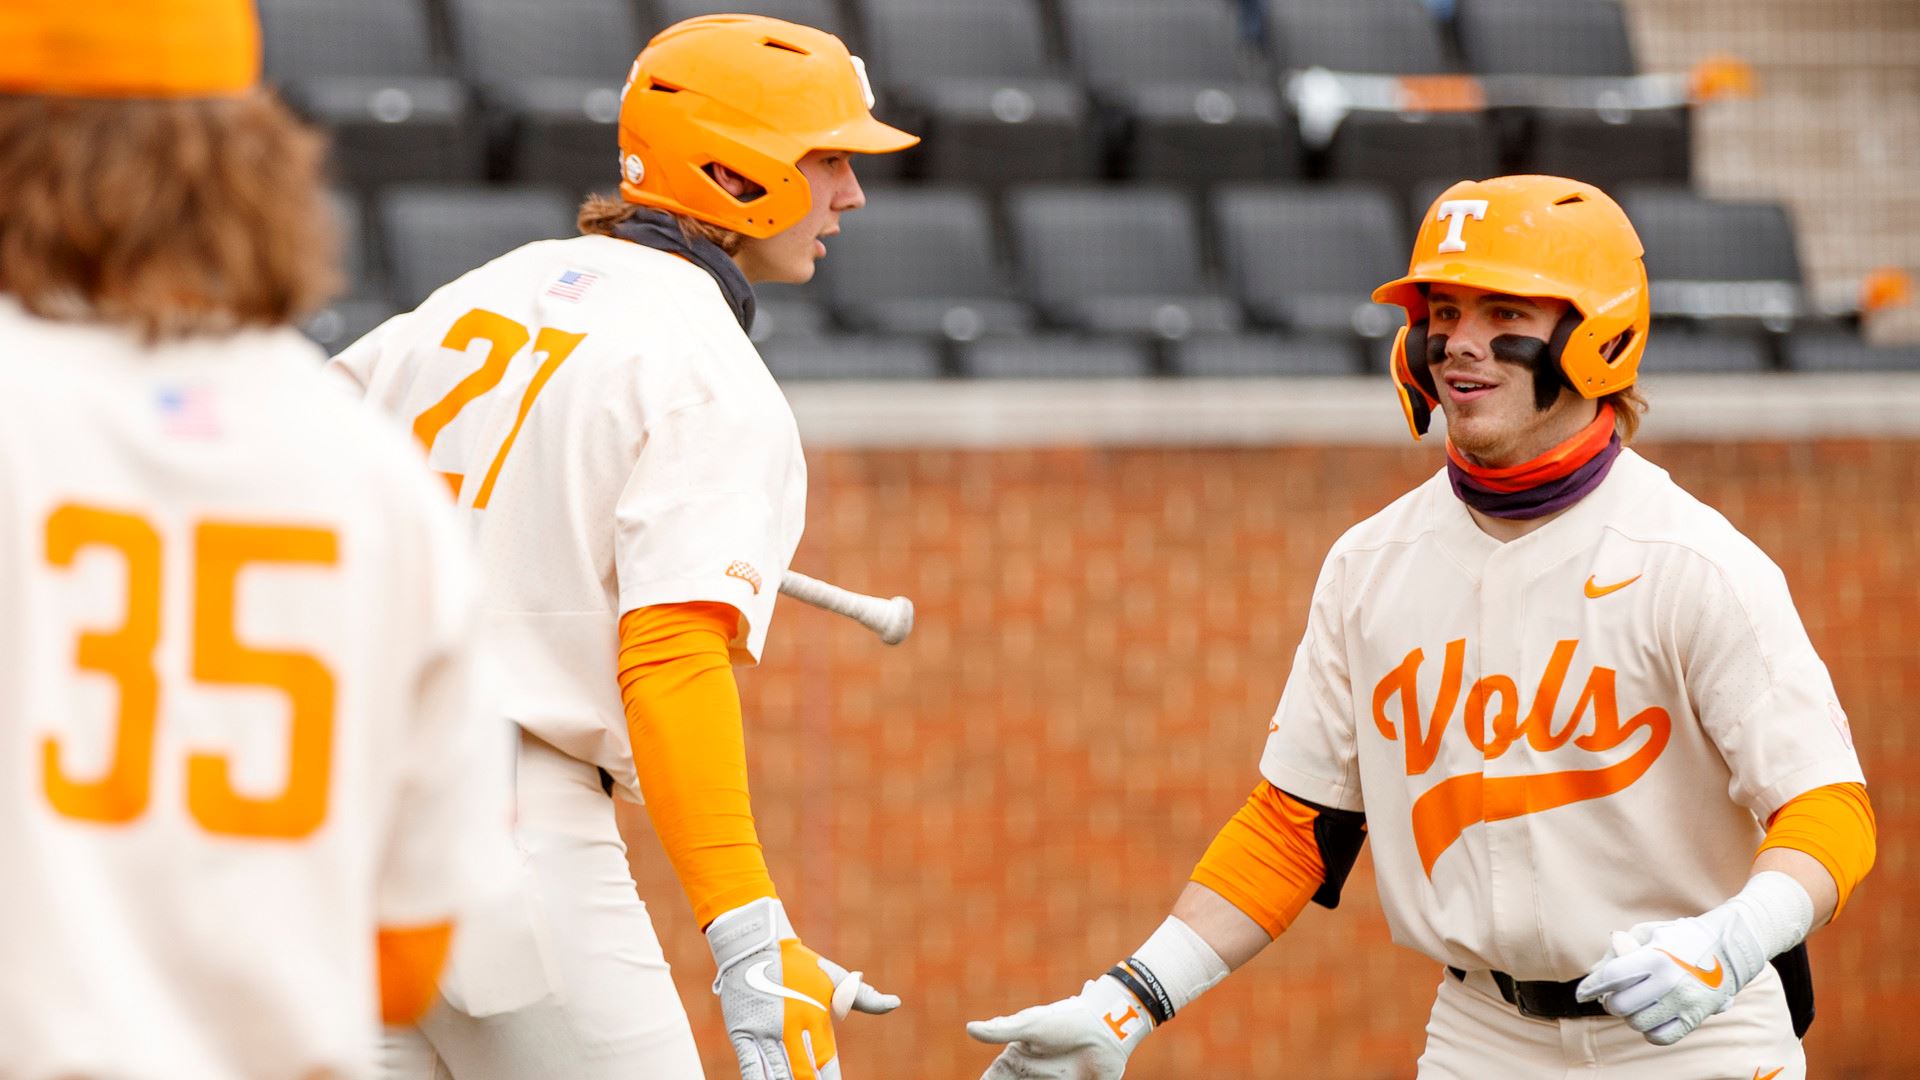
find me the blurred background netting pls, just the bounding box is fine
[262,0,1920,1076]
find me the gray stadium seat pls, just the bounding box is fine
[376,187,579,308]
[750,279,835,345]
[1640,329,1772,373]
[261,0,483,185]
[331,191,379,299]
[1620,188,1806,325]
[652,0,854,44]
[1266,0,1452,75]
[1455,0,1689,189]
[1169,334,1363,376]
[305,192,396,351]
[446,0,644,191]
[1007,187,1242,339]
[1060,0,1298,182]
[1455,0,1636,78]
[1212,185,1405,338]
[1323,113,1499,196]
[307,301,400,354]
[1781,330,1920,372]
[1265,0,1497,193]
[858,0,1100,184]
[761,335,946,379]
[746,301,833,345]
[957,336,1156,378]
[821,187,1033,341]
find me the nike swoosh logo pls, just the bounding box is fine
[1752,1068,1783,1080]
[744,960,829,1012]
[1585,573,1642,599]
[1656,949,1725,989]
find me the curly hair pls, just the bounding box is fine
[0,89,337,341]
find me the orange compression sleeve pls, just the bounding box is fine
[617,601,775,930]
[377,922,453,1025]
[1757,782,1876,918]
[1190,782,1331,939]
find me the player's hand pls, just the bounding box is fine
[966,976,1153,1080]
[1575,911,1767,1046]
[707,897,900,1080]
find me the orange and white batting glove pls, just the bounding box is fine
[967,917,1228,1080]
[707,897,900,1080]
[1576,871,1814,1045]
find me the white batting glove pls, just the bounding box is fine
[1576,872,1814,1046]
[966,975,1155,1080]
[707,897,900,1080]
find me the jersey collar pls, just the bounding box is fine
[611,210,756,335]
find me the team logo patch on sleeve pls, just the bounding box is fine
[546,269,599,302]
[726,561,763,594]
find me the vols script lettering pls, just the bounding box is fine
[1371,639,1671,876]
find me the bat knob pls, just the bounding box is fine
[881,596,914,645]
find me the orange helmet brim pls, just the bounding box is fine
[806,114,920,155]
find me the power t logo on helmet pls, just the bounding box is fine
[617,15,918,239]
[1373,175,1651,440]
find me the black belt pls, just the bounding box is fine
[1448,966,1608,1020]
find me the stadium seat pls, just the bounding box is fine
[305,192,397,351]
[446,0,644,191]
[1212,185,1405,338]
[1006,187,1242,339]
[1620,188,1806,326]
[1265,0,1497,192]
[1781,330,1920,372]
[651,0,855,45]
[750,279,835,345]
[762,335,946,379]
[1454,0,1689,188]
[1059,0,1298,183]
[821,187,1033,342]
[957,336,1156,378]
[306,300,400,354]
[376,187,579,308]
[858,0,1100,184]
[260,0,483,185]
[1266,0,1452,75]
[1640,328,1772,374]
[1169,333,1363,377]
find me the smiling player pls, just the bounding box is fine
[967,176,1876,1079]
[332,15,918,1080]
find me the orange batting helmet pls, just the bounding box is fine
[1372,175,1650,440]
[0,0,259,98]
[616,15,919,239]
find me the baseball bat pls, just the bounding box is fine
[778,570,915,645]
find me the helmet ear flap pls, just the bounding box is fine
[1390,321,1439,440]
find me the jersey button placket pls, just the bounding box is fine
[1477,544,1527,973]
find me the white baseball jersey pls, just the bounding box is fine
[329,234,806,798]
[1262,449,1864,982]
[0,299,507,1080]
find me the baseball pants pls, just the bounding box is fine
[379,730,706,1080]
[1417,965,1805,1079]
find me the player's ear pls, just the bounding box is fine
[705,163,765,201]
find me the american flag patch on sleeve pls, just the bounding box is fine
[546,269,599,302]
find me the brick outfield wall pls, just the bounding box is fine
[620,439,1920,1080]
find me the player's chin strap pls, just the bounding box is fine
[612,209,757,334]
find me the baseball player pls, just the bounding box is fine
[330,16,918,1080]
[0,3,509,1078]
[968,176,1876,1079]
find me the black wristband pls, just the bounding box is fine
[1107,959,1174,1027]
